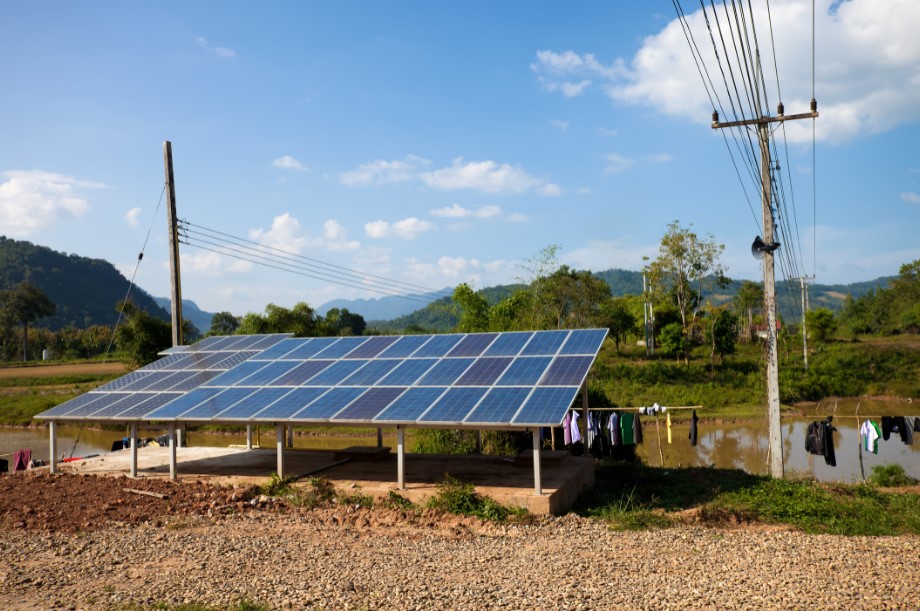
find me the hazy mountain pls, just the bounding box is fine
[152,297,216,334]
[317,288,452,322]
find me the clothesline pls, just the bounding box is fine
[569,405,703,412]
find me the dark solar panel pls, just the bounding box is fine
[376,358,438,386]
[180,387,258,419]
[332,387,406,421]
[47,393,115,418]
[216,388,293,419]
[374,387,448,422]
[144,387,222,419]
[267,360,334,386]
[305,360,369,386]
[312,336,368,359]
[340,359,401,386]
[283,338,335,360]
[446,333,498,357]
[464,387,532,423]
[169,370,220,391]
[377,335,431,358]
[95,371,156,392]
[539,355,594,386]
[413,334,463,357]
[234,361,301,386]
[111,392,180,419]
[205,361,270,387]
[344,336,399,359]
[253,337,303,360]
[290,387,365,420]
[512,387,578,425]
[520,330,569,355]
[483,332,532,356]
[454,357,513,386]
[559,329,607,355]
[496,356,553,386]
[250,387,326,420]
[419,387,487,423]
[118,371,184,392]
[416,358,475,386]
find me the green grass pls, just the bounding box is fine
[868,464,919,487]
[576,462,920,535]
[425,474,528,522]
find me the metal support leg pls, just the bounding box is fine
[177,424,184,448]
[49,421,58,474]
[168,422,177,481]
[533,428,542,496]
[276,424,285,479]
[287,424,294,448]
[246,425,253,450]
[130,422,138,478]
[397,427,405,490]
[377,427,383,448]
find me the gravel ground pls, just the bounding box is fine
[2,508,919,610]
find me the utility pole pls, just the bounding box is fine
[713,100,818,478]
[794,275,815,370]
[163,141,184,347]
[642,271,655,357]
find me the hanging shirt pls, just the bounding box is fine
[666,412,672,444]
[689,410,699,447]
[563,413,572,445]
[860,420,880,454]
[619,412,635,445]
[608,413,621,446]
[633,413,643,444]
[570,411,582,444]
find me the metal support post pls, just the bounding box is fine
[49,421,58,474]
[246,425,253,450]
[129,422,138,478]
[276,424,285,479]
[397,427,405,490]
[532,428,542,496]
[168,422,177,481]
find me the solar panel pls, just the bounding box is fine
[36,329,607,428]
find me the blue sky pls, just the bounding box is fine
[2,1,918,315]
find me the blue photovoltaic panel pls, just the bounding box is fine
[374,387,448,422]
[283,338,335,360]
[512,387,578,425]
[340,359,401,386]
[202,336,244,351]
[169,370,220,391]
[144,371,201,391]
[446,333,498,357]
[60,394,133,418]
[377,358,437,386]
[267,360,334,386]
[181,335,226,352]
[520,330,569,355]
[211,351,260,370]
[180,387,258,419]
[220,335,267,351]
[144,387,222,419]
[417,358,475,386]
[377,335,431,358]
[249,387,326,420]
[253,338,303,360]
[305,360,368,386]
[413,334,463,357]
[483,332,533,357]
[344,336,399,359]
[94,371,156,392]
[419,387,487,423]
[248,335,289,351]
[454,357,513,386]
[181,351,239,370]
[49,393,116,418]
[464,387,532,423]
[496,356,553,386]
[109,393,179,419]
[332,387,406,421]
[539,356,594,386]
[118,371,183,392]
[290,387,365,420]
[139,354,188,371]
[559,329,608,355]
[233,361,301,386]
[312,336,368,359]
[88,393,157,418]
[216,388,292,419]
[205,361,270,387]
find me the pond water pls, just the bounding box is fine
[2,399,916,482]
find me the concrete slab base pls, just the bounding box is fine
[60,445,595,515]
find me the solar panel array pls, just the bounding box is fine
[34,334,291,421]
[142,329,608,428]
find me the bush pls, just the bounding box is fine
[426,474,525,522]
[868,464,918,487]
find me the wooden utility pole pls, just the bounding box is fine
[163,141,184,347]
[794,275,815,370]
[713,101,818,478]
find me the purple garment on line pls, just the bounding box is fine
[13,449,31,473]
[563,413,572,445]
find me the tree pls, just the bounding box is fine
[452,283,491,332]
[209,311,241,336]
[733,281,762,342]
[530,266,610,329]
[704,306,736,372]
[599,297,637,351]
[659,322,690,364]
[114,300,171,366]
[806,308,836,343]
[238,302,320,336]
[0,282,56,361]
[647,221,728,332]
[322,307,366,336]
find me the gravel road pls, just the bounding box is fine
[2,508,918,610]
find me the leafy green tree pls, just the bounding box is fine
[452,283,491,332]
[647,220,728,332]
[0,282,56,360]
[659,322,691,364]
[704,306,737,370]
[238,302,320,336]
[530,266,611,329]
[114,300,171,366]
[322,307,366,336]
[209,311,241,336]
[733,280,762,342]
[806,308,836,343]
[599,297,637,351]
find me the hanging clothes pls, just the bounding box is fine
[607,412,621,446]
[913,416,920,433]
[563,413,572,445]
[666,412,672,444]
[860,420,881,454]
[689,410,699,446]
[570,411,582,444]
[12,449,31,473]
[806,418,837,466]
[633,413,643,444]
[619,412,635,445]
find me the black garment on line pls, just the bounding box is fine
[689,409,699,447]
[805,418,837,467]
[881,416,913,445]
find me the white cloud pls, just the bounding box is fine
[272,156,308,172]
[902,192,920,205]
[507,213,528,223]
[249,213,309,254]
[646,153,673,163]
[430,204,502,219]
[195,36,236,59]
[342,156,558,195]
[549,119,570,132]
[576,187,593,195]
[438,256,480,278]
[321,219,360,252]
[536,1,920,143]
[604,154,635,174]
[181,250,251,276]
[339,155,430,187]
[565,238,658,273]
[596,127,618,137]
[364,217,434,240]
[124,207,142,227]
[536,183,562,197]
[0,170,101,237]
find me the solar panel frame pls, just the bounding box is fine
[373,387,449,423]
[214,388,294,420]
[331,387,406,422]
[418,387,488,423]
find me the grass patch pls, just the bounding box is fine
[379,490,416,510]
[867,464,919,487]
[426,474,527,522]
[576,462,920,536]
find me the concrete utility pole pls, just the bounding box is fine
[794,275,815,370]
[643,270,655,357]
[712,101,818,478]
[163,141,184,347]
